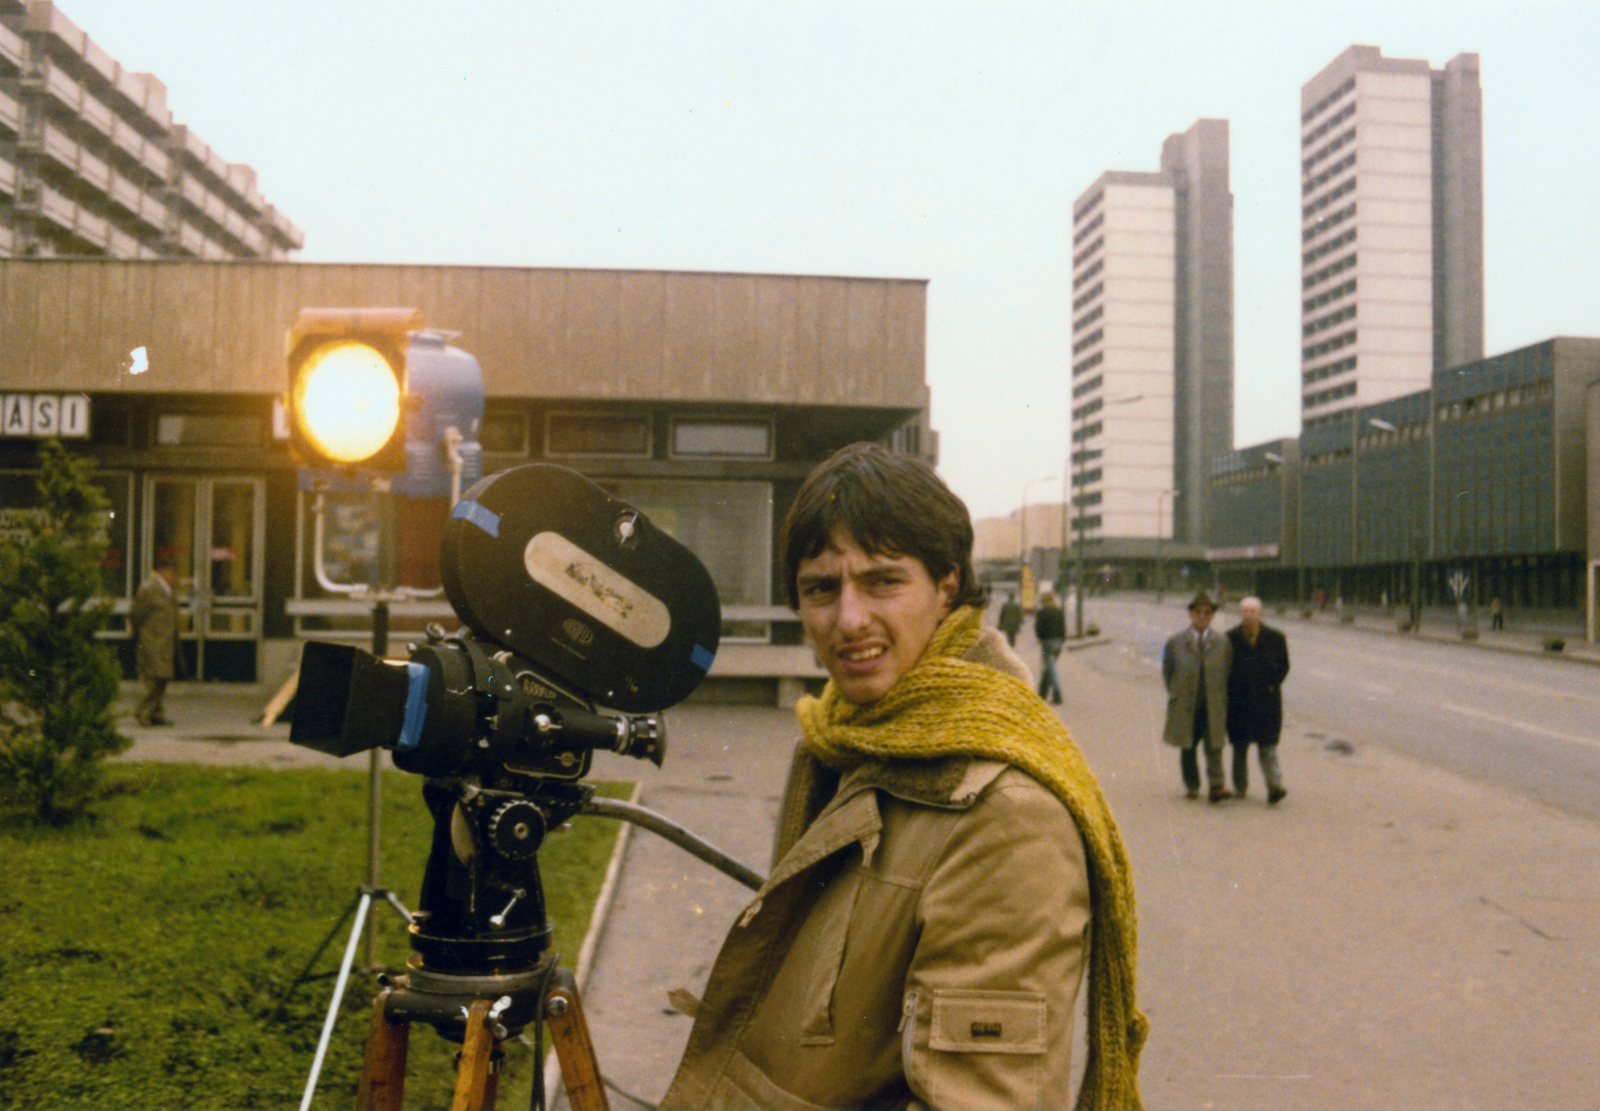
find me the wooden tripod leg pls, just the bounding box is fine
[545,984,609,1111]
[357,989,409,1111]
[452,999,497,1111]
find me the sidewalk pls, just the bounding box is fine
[111,648,1600,1108]
[112,681,352,768]
[1275,601,1600,667]
[569,639,1600,1108]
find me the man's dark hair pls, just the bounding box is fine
[779,442,983,610]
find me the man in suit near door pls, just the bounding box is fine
[130,556,180,726]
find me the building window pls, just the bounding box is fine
[1072,258,1104,290]
[155,413,263,446]
[670,419,773,460]
[479,411,528,454]
[545,412,651,458]
[601,479,772,639]
[1072,351,1103,378]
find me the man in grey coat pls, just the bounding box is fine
[1162,590,1231,802]
[130,557,180,726]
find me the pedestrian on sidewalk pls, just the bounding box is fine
[1162,590,1231,802]
[664,442,1146,1111]
[1034,589,1065,704]
[996,590,1023,646]
[1490,596,1504,631]
[130,556,180,727]
[1225,596,1290,804]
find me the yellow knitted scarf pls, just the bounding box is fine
[797,604,1148,1111]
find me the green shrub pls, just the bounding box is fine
[0,441,128,825]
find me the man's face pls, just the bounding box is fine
[157,565,178,586]
[1189,605,1215,633]
[1239,600,1262,634]
[795,526,959,705]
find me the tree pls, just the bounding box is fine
[0,440,129,824]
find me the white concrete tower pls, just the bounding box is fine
[1300,46,1483,428]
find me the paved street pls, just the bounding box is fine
[1088,594,1600,822]
[114,609,1600,1108]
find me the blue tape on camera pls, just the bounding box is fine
[394,662,431,750]
[691,644,715,672]
[452,499,500,537]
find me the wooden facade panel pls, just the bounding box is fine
[26,264,74,391]
[492,269,566,397]
[0,261,927,409]
[61,264,108,389]
[754,276,801,402]
[565,270,624,398]
[711,274,760,400]
[663,273,718,399]
[148,263,219,391]
[789,278,824,401]
[101,263,156,391]
[212,265,283,393]
[814,278,854,405]
[883,280,928,408]
[473,267,536,395]
[846,280,888,406]
[612,271,666,399]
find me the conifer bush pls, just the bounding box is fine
[0,440,129,825]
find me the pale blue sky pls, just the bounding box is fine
[60,0,1600,520]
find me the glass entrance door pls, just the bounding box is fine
[145,475,265,681]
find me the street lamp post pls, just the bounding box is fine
[1365,417,1424,631]
[1155,488,1176,603]
[1019,473,1057,600]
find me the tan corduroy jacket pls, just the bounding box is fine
[662,635,1091,1110]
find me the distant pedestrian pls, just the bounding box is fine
[130,556,181,726]
[1034,590,1065,704]
[1163,591,1231,802]
[1490,597,1504,631]
[997,591,1023,646]
[1226,596,1290,804]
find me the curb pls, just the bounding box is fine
[1287,614,1600,668]
[542,780,642,1107]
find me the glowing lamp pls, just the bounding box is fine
[292,340,402,463]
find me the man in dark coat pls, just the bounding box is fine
[130,557,180,726]
[1225,595,1291,803]
[996,591,1023,646]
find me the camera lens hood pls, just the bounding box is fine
[440,464,721,713]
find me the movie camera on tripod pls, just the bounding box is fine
[289,463,757,1110]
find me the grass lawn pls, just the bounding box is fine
[0,762,633,1110]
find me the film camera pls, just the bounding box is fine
[289,463,721,1042]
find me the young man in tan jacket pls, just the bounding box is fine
[663,444,1146,1110]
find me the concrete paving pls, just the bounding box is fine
[113,626,1600,1108]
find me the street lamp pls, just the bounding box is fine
[1019,473,1058,600]
[1155,488,1177,602]
[1366,417,1426,632]
[1071,393,1143,637]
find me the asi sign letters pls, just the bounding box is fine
[1,394,90,438]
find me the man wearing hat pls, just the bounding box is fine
[1162,591,1231,801]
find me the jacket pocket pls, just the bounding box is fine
[796,870,863,1046]
[928,988,1047,1054]
[918,988,1048,1109]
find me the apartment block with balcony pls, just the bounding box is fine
[1300,45,1482,429]
[0,0,301,259]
